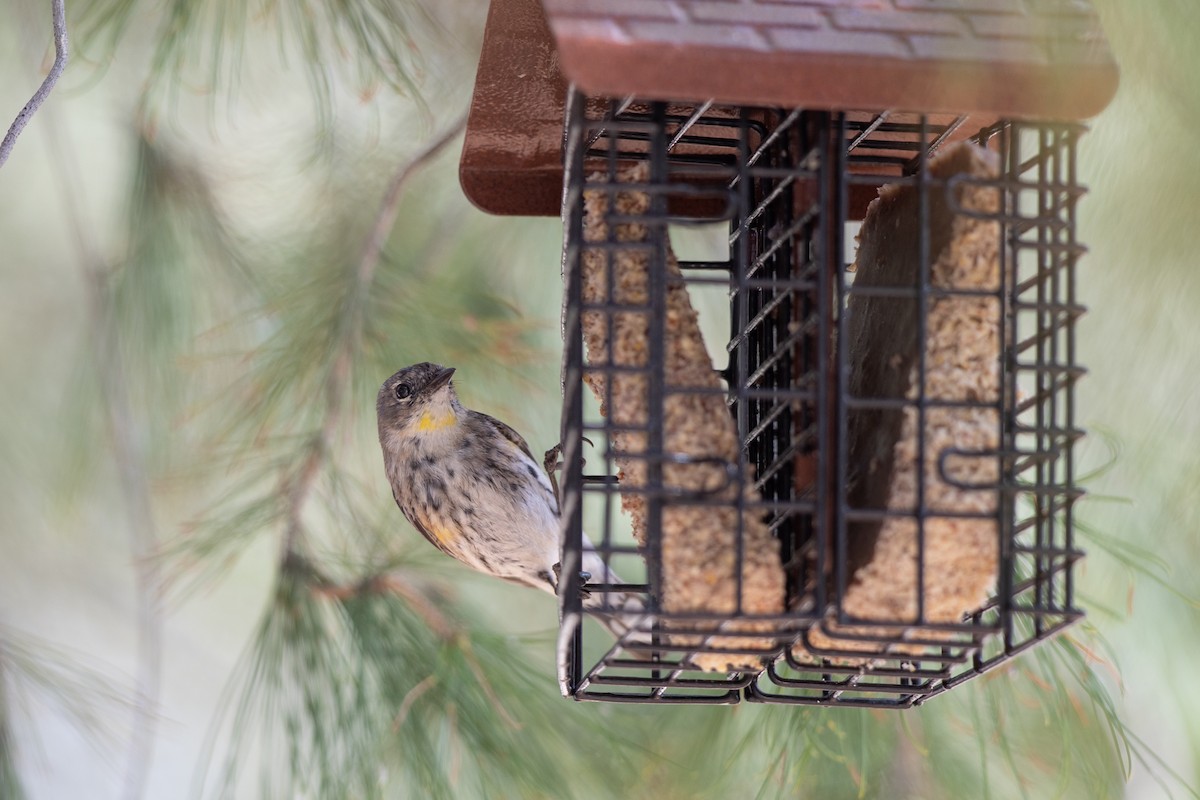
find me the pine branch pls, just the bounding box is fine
[0,0,68,169]
[280,113,468,560]
[104,296,164,800]
[192,555,642,800]
[175,113,584,798]
[190,563,385,799]
[17,56,164,799]
[312,569,457,642]
[355,113,470,288]
[77,0,441,124]
[0,625,131,800]
[157,123,530,602]
[0,651,24,800]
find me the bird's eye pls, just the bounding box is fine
[394,383,412,400]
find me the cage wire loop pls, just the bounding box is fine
[557,95,1084,706]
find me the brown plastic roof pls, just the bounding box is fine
[459,0,569,218]
[459,0,1117,217]
[544,0,1117,118]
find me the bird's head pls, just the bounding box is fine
[376,362,461,448]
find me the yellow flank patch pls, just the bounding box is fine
[431,525,456,546]
[417,410,457,432]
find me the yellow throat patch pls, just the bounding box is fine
[417,409,457,432]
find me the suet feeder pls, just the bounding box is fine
[460,0,1117,706]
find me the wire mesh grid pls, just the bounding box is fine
[556,93,1085,706]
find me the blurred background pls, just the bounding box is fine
[1,0,1198,797]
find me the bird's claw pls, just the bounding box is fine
[543,444,563,501]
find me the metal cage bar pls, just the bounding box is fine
[558,94,1086,705]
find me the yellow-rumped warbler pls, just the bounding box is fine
[376,362,641,639]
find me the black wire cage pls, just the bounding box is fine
[556,88,1085,707]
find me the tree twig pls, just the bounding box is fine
[354,112,470,287]
[370,574,458,642]
[392,674,437,731]
[459,641,521,730]
[0,0,68,169]
[279,113,469,559]
[16,8,161,788]
[310,569,458,642]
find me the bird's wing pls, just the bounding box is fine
[471,410,538,463]
[471,410,560,510]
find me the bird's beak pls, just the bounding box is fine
[426,366,456,393]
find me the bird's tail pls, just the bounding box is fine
[578,548,654,652]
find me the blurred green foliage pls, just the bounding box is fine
[1,0,1199,798]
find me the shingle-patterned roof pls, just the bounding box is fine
[459,0,1117,217]
[542,0,1117,119]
